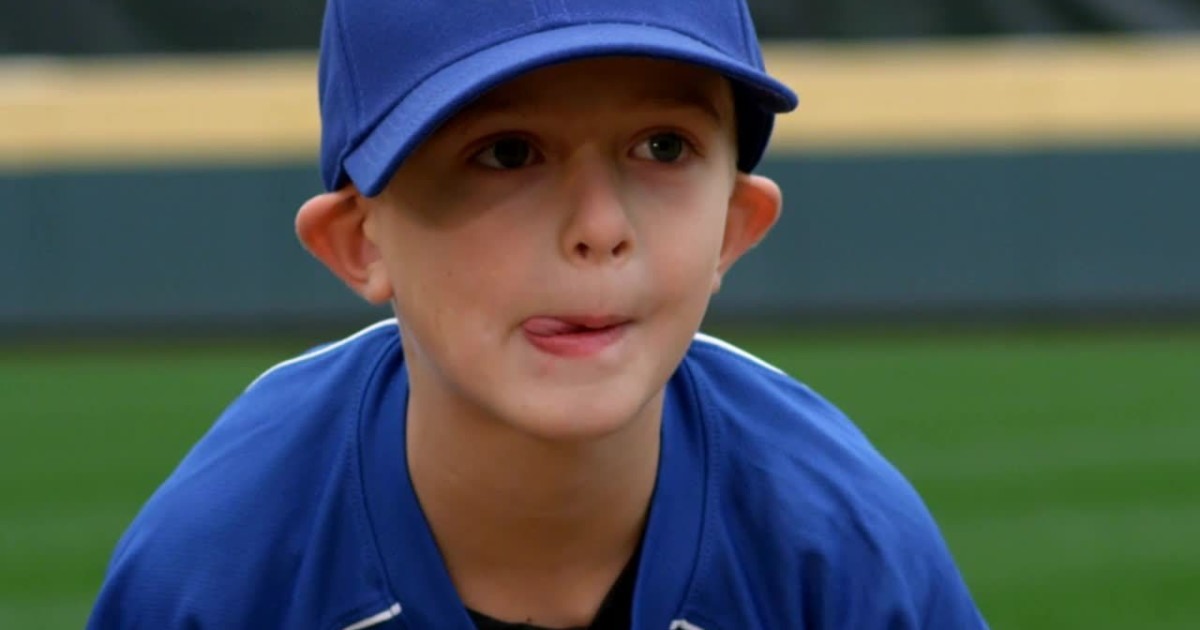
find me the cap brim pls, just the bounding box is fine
[344,22,798,197]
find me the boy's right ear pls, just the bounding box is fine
[295,187,393,305]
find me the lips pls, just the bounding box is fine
[521,315,631,358]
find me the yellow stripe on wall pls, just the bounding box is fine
[0,55,318,170]
[2,36,1200,171]
[764,36,1200,151]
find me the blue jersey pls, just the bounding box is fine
[88,320,987,630]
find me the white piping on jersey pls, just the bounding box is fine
[340,602,402,630]
[242,321,778,393]
[338,603,697,630]
[341,605,689,630]
[692,332,784,375]
[244,318,398,392]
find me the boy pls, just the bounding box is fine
[89,0,989,628]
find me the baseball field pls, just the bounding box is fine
[2,325,1196,629]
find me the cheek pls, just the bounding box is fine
[635,182,729,295]
[379,210,539,340]
[386,249,512,395]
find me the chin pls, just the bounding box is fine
[499,387,658,443]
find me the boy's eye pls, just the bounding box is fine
[633,133,689,163]
[474,137,538,170]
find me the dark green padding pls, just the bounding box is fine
[2,144,1197,334]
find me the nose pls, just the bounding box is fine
[559,150,635,265]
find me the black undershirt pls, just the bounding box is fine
[466,546,640,630]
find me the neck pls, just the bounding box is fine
[405,376,661,625]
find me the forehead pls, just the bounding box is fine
[451,57,733,125]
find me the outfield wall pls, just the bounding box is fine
[2,38,1199,333]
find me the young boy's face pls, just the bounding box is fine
[304,57,780,440]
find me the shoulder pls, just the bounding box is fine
[88,320,403,630]
[682,332,877,473]
[678,334,987,629]
[681,332,910,519]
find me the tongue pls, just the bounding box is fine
[523,317,583,336]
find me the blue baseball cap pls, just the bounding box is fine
[318,0,799,196]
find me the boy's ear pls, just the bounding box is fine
[713,173,783,293]
[295,187,393,304]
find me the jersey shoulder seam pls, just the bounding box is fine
[691,332,785,375]
[245,318,398,392]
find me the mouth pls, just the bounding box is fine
[521,315,632,358]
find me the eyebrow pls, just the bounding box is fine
[452,84,727,131]
[636,89,726,125]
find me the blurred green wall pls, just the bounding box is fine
[2,146,1198,334]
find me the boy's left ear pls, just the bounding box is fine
[714,173,783,293]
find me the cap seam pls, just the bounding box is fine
[545,13,732,54]
[334,0,365,123]
[333,0,366,179]
[732,1,756,63]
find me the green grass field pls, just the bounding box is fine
[2,327,1197,629]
